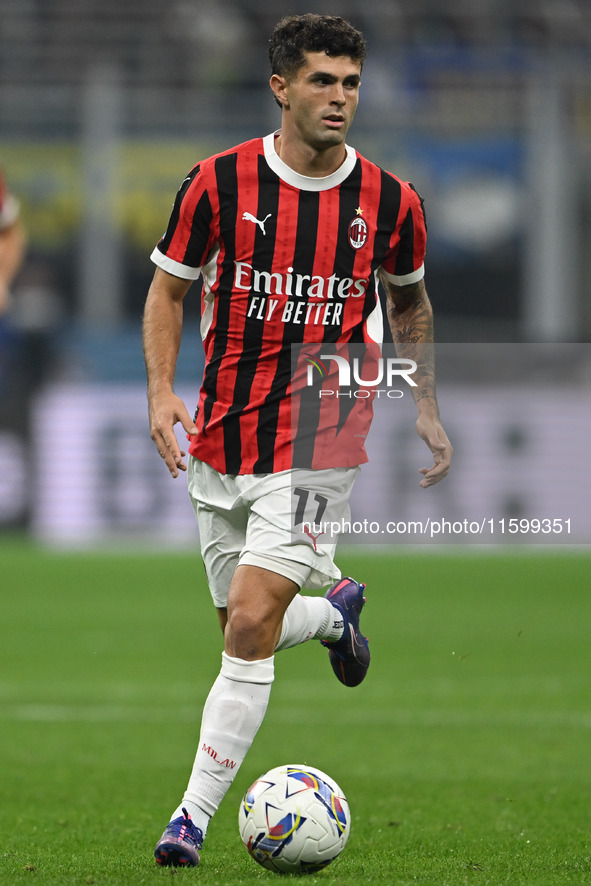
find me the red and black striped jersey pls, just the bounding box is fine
[151,132,427,474]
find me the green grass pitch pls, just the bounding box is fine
[1,542,590,884]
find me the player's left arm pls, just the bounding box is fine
[382,275,452,487]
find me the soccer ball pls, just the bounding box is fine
[238,764,350,874]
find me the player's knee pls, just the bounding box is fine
[225,603,279,660]
[226,603,273,640]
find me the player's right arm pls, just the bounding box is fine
[142,266,197,478]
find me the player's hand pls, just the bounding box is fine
[148,391,198,478]
[415,415,452,488]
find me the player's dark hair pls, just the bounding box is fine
[269,14,367,82]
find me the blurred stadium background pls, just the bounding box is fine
[1,0,590,544]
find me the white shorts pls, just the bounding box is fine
[187,456,360,608]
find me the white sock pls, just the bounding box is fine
[275,594,344,652]
[178,652,274,831]
[169,799,211,837]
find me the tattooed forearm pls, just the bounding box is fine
[395,324,421,344]
[386,279,434,345]
[414,389,438,403]
[384,277,439,412]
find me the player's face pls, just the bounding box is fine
[275,52,361,152]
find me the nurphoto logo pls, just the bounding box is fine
[305,353,417,398]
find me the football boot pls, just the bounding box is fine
[321,577,370,687]
[154,807,203,867]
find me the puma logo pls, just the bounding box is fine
[303,525,325,552]
[242,211,271,236]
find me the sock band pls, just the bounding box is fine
[221,651,275,684]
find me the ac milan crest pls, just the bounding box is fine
[348,216,368,249]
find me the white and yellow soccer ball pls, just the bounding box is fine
[238,764,350,874]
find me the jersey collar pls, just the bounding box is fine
[263,132,357,191]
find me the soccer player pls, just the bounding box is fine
[143,14,452,867]
[0,168,26,316]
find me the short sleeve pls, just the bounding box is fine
[151,164,215,280]
[380,183,427,286]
